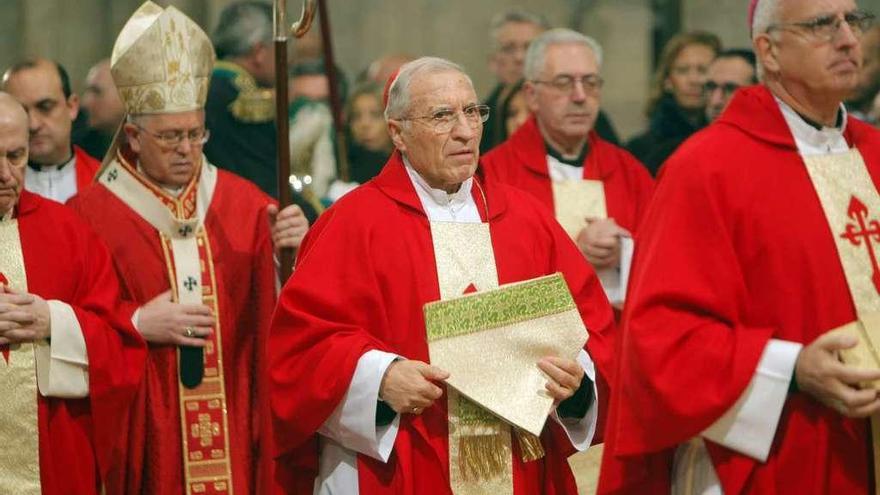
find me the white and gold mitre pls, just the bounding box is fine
[110,1,215,115]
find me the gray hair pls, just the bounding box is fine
[384,57,473,120]
[212,1,273,60]
[750,0,782,80]
[490,8,550,48]
[751,0,781,41]
[524,28,604,80]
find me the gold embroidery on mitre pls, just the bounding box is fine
[110,1,215,116]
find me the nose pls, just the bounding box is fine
[570,80,588,103]
[27,111,41,134]
[450,112,477,141]
[175,136,195,155]
[835,18,860,47]
[0,159,13,183]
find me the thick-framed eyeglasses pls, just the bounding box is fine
[532,74,604,95]
[134,124,210,150]
[703,81,741,97]
[766,10,875,42]
[401,104,490,134]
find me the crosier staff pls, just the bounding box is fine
[274,0,317,281]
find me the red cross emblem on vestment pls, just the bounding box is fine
[840,196,880,296]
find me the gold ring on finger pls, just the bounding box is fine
[184,326,195,338]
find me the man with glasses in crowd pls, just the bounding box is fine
[268,56,615,494]
[599,1,880,493]
[66,3,308,494]
[483,29,653,311]
[704,49,758,122]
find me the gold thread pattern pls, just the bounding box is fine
[0,219,41,495]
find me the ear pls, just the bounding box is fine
[754,34,780,75]
[123,122,142,154]
[663,77,673,92]
[524,81,540,113]
[66,94,80,121]
[387,119,407,153]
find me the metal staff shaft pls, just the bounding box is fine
[274,0,317,281]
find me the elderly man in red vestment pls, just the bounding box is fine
[0,91,144,494]
[482,28,653,307]
[268,56,615,494]
[599,0,880,494]
[2,59,100,203]
[66,3,309,495]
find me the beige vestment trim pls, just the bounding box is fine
[0,218,40,495]
[803,149,880,495]
[551,179,606,240]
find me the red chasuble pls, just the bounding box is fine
[599,85,880,494]
[480,116,654,236]
[73,145,100,193]
[67,170,277,495]
[5,191,145,494]
[269,152,616,494]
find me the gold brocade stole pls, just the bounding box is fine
[802,149,880,495]
[428,221,544,495]
[99,155,234,495]
[551,179,606,240]
[0,218,41,495]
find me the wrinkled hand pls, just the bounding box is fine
[0,285,50,344]
[539,356,585,406]
[136,290,214,347]
[267,204,309,253]
[796,330,880,418]
[575,217,630,269]
[379,360,450,415]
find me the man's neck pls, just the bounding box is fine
[29,149,74,170]
[766,79,843,128]
[537,120,587,159]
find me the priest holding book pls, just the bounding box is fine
[599,0,880,493]
[268,57,615,494]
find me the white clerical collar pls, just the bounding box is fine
[402,155,480,223]
[775,96,849,156]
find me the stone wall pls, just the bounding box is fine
[1,0,876,139]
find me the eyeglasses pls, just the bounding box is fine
[767,10,875,42]
[401,104,490,134]
[135,124,210,150]
[531,74,604,95]
[703,81,741,97]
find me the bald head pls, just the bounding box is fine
[0,91,28,215]
[0,92,28,136]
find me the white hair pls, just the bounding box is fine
[751,0,782,41]
[384,57,473,121]
[750,0,782,80]
[523,28,604,81]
